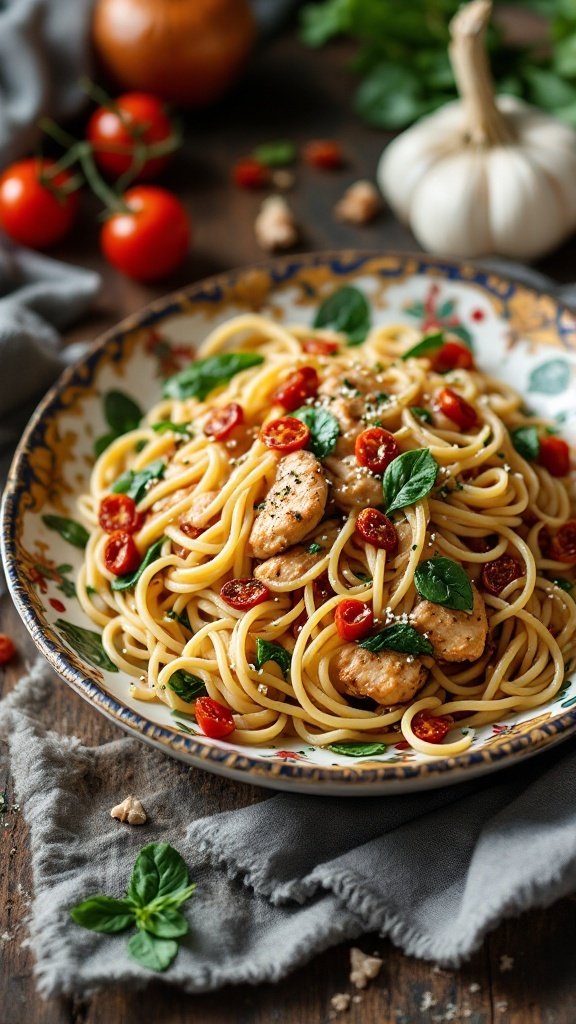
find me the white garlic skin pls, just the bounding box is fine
[378,96,576,261]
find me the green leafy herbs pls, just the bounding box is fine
[112,459,166,504]
[166,608,192,631]
[528,359,571,395]
[353,571,372,584]
[255,638,292,678]
[252,140,296,166]
[293,406,340,458]
[55,619,118,672]
[307,542,323,554]
[152,420,193,437]
[510,425,540,462]
[94,390,143,456]
[411,406,433,424]
[359,623,433,656]
[167,670,207,703]
[163,353,264,401]
[70,842,196,973]
[328,740,387,757]
[553,578,574,593]
[401,332,444,361]
[111,537,165,592]
[313,286,371,346]
[382,448,438,516]
[414,556,473,612]
[41,514,89,550]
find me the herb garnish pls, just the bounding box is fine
[313,285,371,346]
[94,391,143,456]
[112,459,166,504]
[382,448,438,515]
[401,332,444,361]
[307,542,323,554]
[111,537,165,592]
[167,670,207,702]
[293,406,340,459]
[510,425,540,462]
[411,406,433,424]
[163,353,264,401]
[152,420,193,437]
[255,638,292,678]
[415,556,473,612]
[359,623,433,656]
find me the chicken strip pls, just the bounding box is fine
[249,451,328,559]
[410,586,488,663]
[331,644,429,705]
[253,522,340,589]
[324,455,383,512]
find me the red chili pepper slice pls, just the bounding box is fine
[0,634,16,664]
[232,157,270,189]
[355,427,400,475]
[550,520,576,564]
[355,508,398,553]
[220,577,270,610]
[335,599,374,641]
[538,435,571,477]
[260,416,311,453]
[303,140,344,169]
[481,555,523,595]
[99,494,141,534]
[104,530,141,576]
[203,402,244,441]
[411,709,454,744]
[301,337,339,356]
[272,366,319,411]
[195,696,235,739]
[436,387,478,430]
[431,342,474,374]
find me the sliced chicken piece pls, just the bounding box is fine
[254,522,340,589]
[319,368,389,456]
[249,451,328,559]
[179,490,219,530]
[324,455,383,512]
[410,586,488,663]
[331,644,429,705]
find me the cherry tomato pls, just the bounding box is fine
[195,696,235,739]
[436,387,478,431]
[0,158,79,249]
[232,157,270,189]
[302,337,339,356]
[101,186,190,281]
[411,709,454,744]
[481,555,523,595]
[220,577,270,610]
[104,530,141,576]
[431,342,474,374]
[272,367,319,411]
[203,402,244,441]
[178,519,203,541]
[87,93,173,181]
[355,427,400,475]
[551,520,576,564]
[335,599,374,641]
[0,635,16,665]
[99,494,141,534]
[313,571,334,604]
[303,140,343,169]
[538,436,571,477]
[355,508,398,553]
[260,416,311,453]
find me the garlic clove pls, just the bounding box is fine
[409,151,492,257]
[485,148,567,260]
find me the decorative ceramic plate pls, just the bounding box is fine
[3,253,576,795]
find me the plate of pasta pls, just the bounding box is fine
[2,252,576,794]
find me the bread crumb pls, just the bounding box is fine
[110,795,147,825]
[330,993,351,1013]
[334,180,381,225]
[255,195,298,252]
[349,947,383,989]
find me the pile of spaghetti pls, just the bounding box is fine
[78,307,576,757]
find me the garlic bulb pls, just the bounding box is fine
[377,0,576,260]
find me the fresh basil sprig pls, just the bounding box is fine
[510,425,540,462]
[401,332,444,361]
[255,638,292,678]
[163,352,264,401]
[112,459,166,504]
[111,537,165,592]
[328,740,387,757]
[359,623,433,656]
[383,448,438,516]
[293,406,340,459]
[415,556,473,612]
[94,390,144,456]
[70,842,196,973]
[167,670,207,702]
[41,514,89,550]
[313,285,371,346]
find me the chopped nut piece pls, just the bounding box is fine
[110,795,147,825]
[334,180,381,225]
[255,195,298,252]
[349,946,383,989]
[330,993,351,1013]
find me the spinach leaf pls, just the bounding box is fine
[401,332,444,360]
[415,556,473,612]
[359,623,433,656]
[55,619,118,672]
[255,638,292,678]
[163,353,264,401]
[105,391,143,434]
[383,448,438,515]
[41,514,89,550]
[293,406,340,458]
[328,741,387,757]
[167,670,206,703]
[252,140,296,166]
[112,459,166,504]
[127,932,178,972]
[69,896,135,934]
[313,286,371,346]
[510,425,540,462]
[411,406,433,424]
[111,537,165,592]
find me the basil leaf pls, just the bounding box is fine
[127,931,178,972]
[163,353,264,401]
[401,332,444,360]
[328,741,387,757]
[104,391,143,434]
[111,537,165,592]
[293,406,340,458]
[383,448,438,515]
[112,459,166,504]
[510,425,540,462]
[553,578,574,593]
[415,556,473,612]
[252,140,296,166]
[166,608,192,630]
[41,514,89,549]
[127,843,190,908]
[55,619,118,672]
[139,908,188,939]
[152,420,193,436]
[70,896,135,934]
[255,638,292,678]
[167,670,206,702]
[359,623,433,656]
[313,286,371,346]
[411,406,433,424]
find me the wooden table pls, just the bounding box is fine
[2,24,576,1024]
